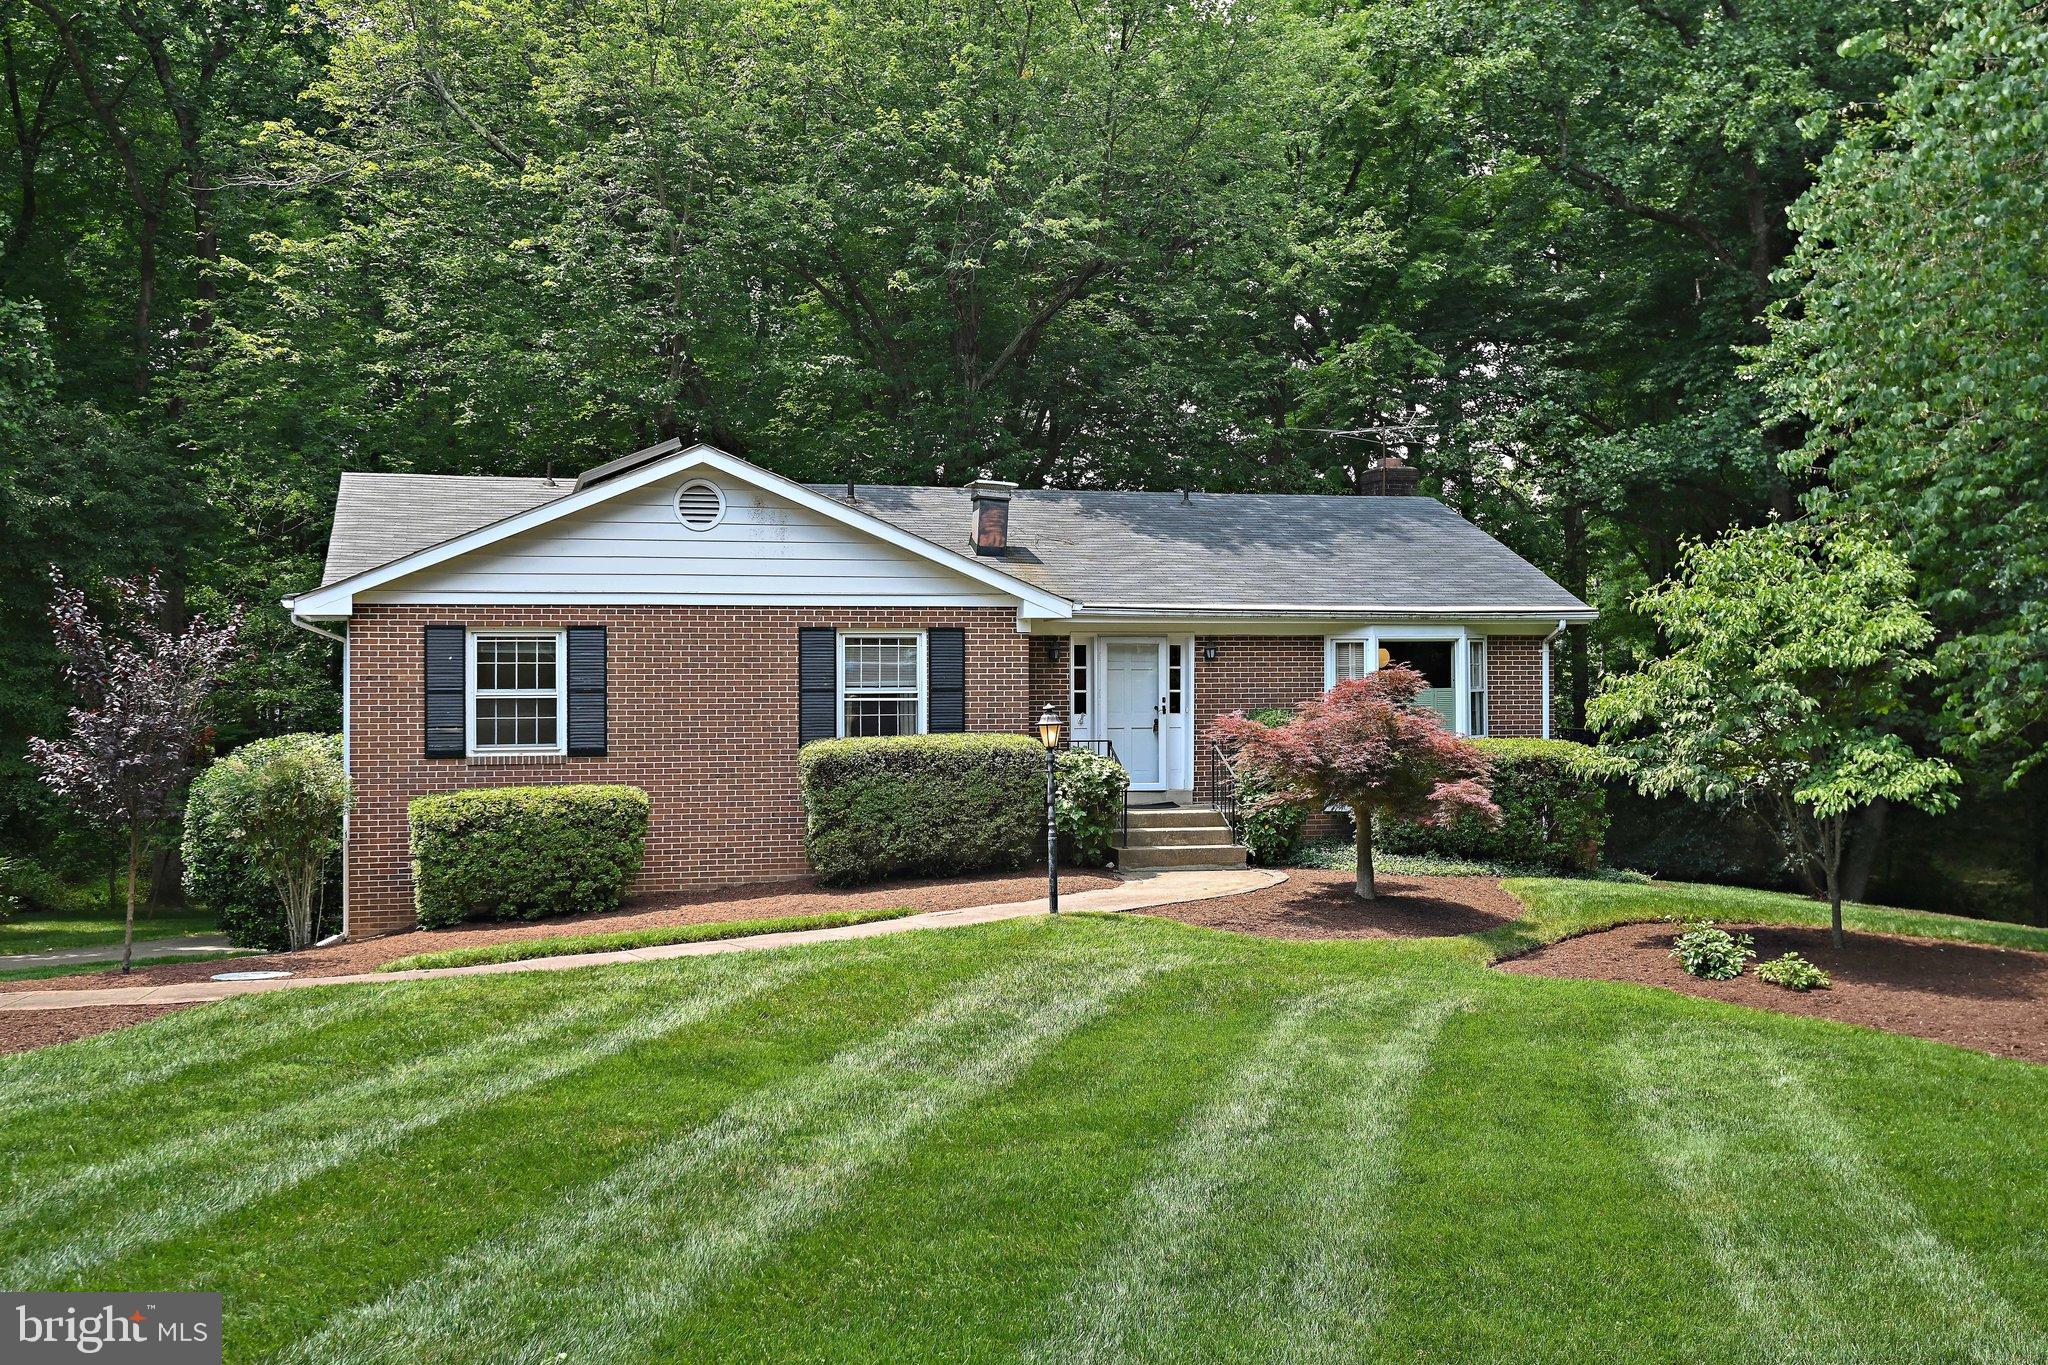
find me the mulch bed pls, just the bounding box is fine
[1138,867,1526,940]
[0,1004,192,1056]
[1,868,1120,999]
[1501,921,2048,1065]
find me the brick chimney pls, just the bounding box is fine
[1360,455,1421,496]
[968,478,1017,555]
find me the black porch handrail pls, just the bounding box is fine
[1209,741,1242,846]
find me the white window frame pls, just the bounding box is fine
[1469,637,1489,738]
[467,628,568,756]
[1070,640,1092,728]
[1324,625,1475,735]
[836,631,927,738]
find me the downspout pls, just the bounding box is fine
[1540,618,1567,740]
[288,610,350,942]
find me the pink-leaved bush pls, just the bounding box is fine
[1211,666,1498,900]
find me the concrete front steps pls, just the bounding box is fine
[1113,806,1249,871]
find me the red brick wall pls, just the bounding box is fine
[1189,635,1328,802]
[1484,635,1551,739]
[344,605,1031,936]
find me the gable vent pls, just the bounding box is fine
[674,479,726,531]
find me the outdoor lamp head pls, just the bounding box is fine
[1037,704,1063,749]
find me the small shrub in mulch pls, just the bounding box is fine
[1757,952,1831,992]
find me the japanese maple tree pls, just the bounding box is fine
[27,571,241,972]
[1213,667,1497,900]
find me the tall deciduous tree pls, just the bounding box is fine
[1758,0,2048,788]
[1212,667,1496,900]
[26,570,240,970]
[1590,523,1959,945]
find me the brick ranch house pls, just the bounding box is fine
[285,441,1594,937]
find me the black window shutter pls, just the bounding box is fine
[423,624,466,757]
[566,626,607,757]
[926,627,966,733]
[799,628,838,744]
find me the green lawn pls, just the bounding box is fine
[376,906,917,972]
[0,907,217,956]
[4,882,2045,1363]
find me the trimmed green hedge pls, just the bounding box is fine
[408,785,650,929]
[800,734,1044,885]
[1378,738,1610,872]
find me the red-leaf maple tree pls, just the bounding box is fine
[1212,666,1498,900]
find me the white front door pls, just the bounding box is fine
[1104,639,1166,788]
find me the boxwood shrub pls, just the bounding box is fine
[408,785,650,928]
[800,734,1044,885]
[1377,738,1611,872]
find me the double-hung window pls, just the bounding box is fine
[840,634,923,737]
[470,632,566,753]
[1332,639,1371,683]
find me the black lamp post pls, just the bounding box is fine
[1037,703,1062,915]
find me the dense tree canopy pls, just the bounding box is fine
[1,0,2038,912]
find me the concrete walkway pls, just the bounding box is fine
[0,934,236,971]
[0,867,1286,1013]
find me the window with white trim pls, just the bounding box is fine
[1167,644,1184,714]
[1332,639,1370,683]
[1071,642,1090,717]
[840,634,923,737]
[470,632,565,752]
[1469,638,1489,737]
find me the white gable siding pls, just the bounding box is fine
[358,475,1016,608]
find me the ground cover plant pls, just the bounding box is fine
[1758,953,1832,992]
[377,908,918,973]
[1671,922,1757,981]
[5,881,2046,1363]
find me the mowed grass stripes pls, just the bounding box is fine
[4,914,2048,1363]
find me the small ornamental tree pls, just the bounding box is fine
[26,571,241,972]
[1589,523,1959,947]
[1212,667,1498,900]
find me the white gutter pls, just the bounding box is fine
[1540,617,1567,739]
[287,610,347,646]
[1071,603,1597,621]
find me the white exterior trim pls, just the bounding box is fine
[286,444,1074,621]
[835,630,929,738]
[1324,623,1483,737]
[466,627,569,758]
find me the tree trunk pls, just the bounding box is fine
[1355,813,1377,901]
[1826,812,1845,951]
[123,824,139,974]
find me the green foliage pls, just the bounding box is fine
[184,735,346,951]
[1757,952,1831,992]
[1671,922,1756,981]
[1231,706,1310,867]
[799,735,1044,886]
[408,785,650,929]
[1591,522,1960,933]
[1379,739,1612,872]
[0,855,92,919]
[1759,0,2048,784]
[377,906,916,973]
[1054,749,1127,867]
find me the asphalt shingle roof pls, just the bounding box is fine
[317,470,1589,616]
